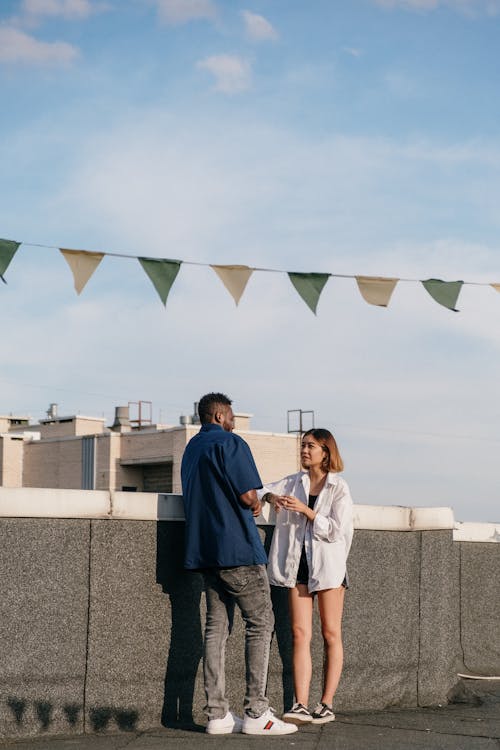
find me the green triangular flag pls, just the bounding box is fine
[288,272,329,314]
[0,239,21,279]
[421,278,464,312]
[139,258,181,306]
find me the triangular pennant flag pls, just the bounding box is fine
[421,278,464,311]
[211,264,253,305]
[491,283,500,292]
[288,272,329,314]
[60,248,104,295]
[0,239,20,278]
[139,257,181,306]
[355,276,399,307]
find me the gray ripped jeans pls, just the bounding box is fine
[202,564,275,720]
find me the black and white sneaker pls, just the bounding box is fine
[311,702,335,724]
[282,702,313,724]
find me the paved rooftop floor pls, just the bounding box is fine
[0,680,499,750]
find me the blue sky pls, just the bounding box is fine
[1,0,500,522]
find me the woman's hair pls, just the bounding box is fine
[302,428,344,473]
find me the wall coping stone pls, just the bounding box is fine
[0,487,111,518]
[2,487,497,538]
[0,487,497,538]
[453,521,500,543]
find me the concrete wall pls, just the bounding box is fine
[0,488,498,740]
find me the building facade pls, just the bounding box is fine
[0,405,300,493]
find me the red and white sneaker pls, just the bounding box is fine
[242,708,298,735]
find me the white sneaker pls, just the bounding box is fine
[242,708,298,735]
[206,711,243,734]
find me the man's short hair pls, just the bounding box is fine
[198,392,232,424]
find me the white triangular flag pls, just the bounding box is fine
[60,249,104,295]
[356,276,399,307]
[211,265,254,305]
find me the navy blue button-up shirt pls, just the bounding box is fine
[181,423,266,570]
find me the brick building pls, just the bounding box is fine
[0,404,300,493]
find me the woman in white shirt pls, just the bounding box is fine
[260,428,353,726]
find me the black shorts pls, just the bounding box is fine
[295,547,349,589]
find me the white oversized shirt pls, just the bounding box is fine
[259,471,354,593]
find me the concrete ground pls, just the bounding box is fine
[0,680,498,750]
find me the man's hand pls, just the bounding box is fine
[240,488,261,516]
[251,500,262,518]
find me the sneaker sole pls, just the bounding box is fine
[311,714,335,724]
[242,728,298,735]
[206,727,242,734]
[206,721,243,734]
[282,714,313,724]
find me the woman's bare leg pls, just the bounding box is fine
[317,587,345,705]
[288,584,314,705]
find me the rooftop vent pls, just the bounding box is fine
[46,403,58,419]
[110,406,132,433]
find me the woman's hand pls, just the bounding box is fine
[282,495,316,521]
[282,494,316,521]
[262,493,315,521]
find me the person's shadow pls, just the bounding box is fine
[156,520,293,728]
[259,525,294,712]
[156,521,204,731]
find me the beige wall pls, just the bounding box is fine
[23,438,83,489]
[172,426,196,492]
[35,417,106,440]
[239,431,300,485]
[0,436,24,487]
[120,429,176,462]
[96,433,121,491]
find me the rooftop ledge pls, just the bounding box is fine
[0,488,498,541]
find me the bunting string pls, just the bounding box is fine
[1,236,499,314]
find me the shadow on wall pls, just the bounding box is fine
[5,697,138,733]
[155,522,294,728]
[260,525,294,713]
[156,521,204,730]
[270,585,294,712]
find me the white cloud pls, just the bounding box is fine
[3,112,500,521]
[20,0,99,20]
[373,0,500,14]
[0,26,79,64]
[343,47,363,57]
[197,54,251,93]
[241,10,278,41]
[155,0,217,25]
[375,0,439,7]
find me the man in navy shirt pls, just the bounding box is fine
[181,393,296,736]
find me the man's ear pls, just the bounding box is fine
[214,409,224,425]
